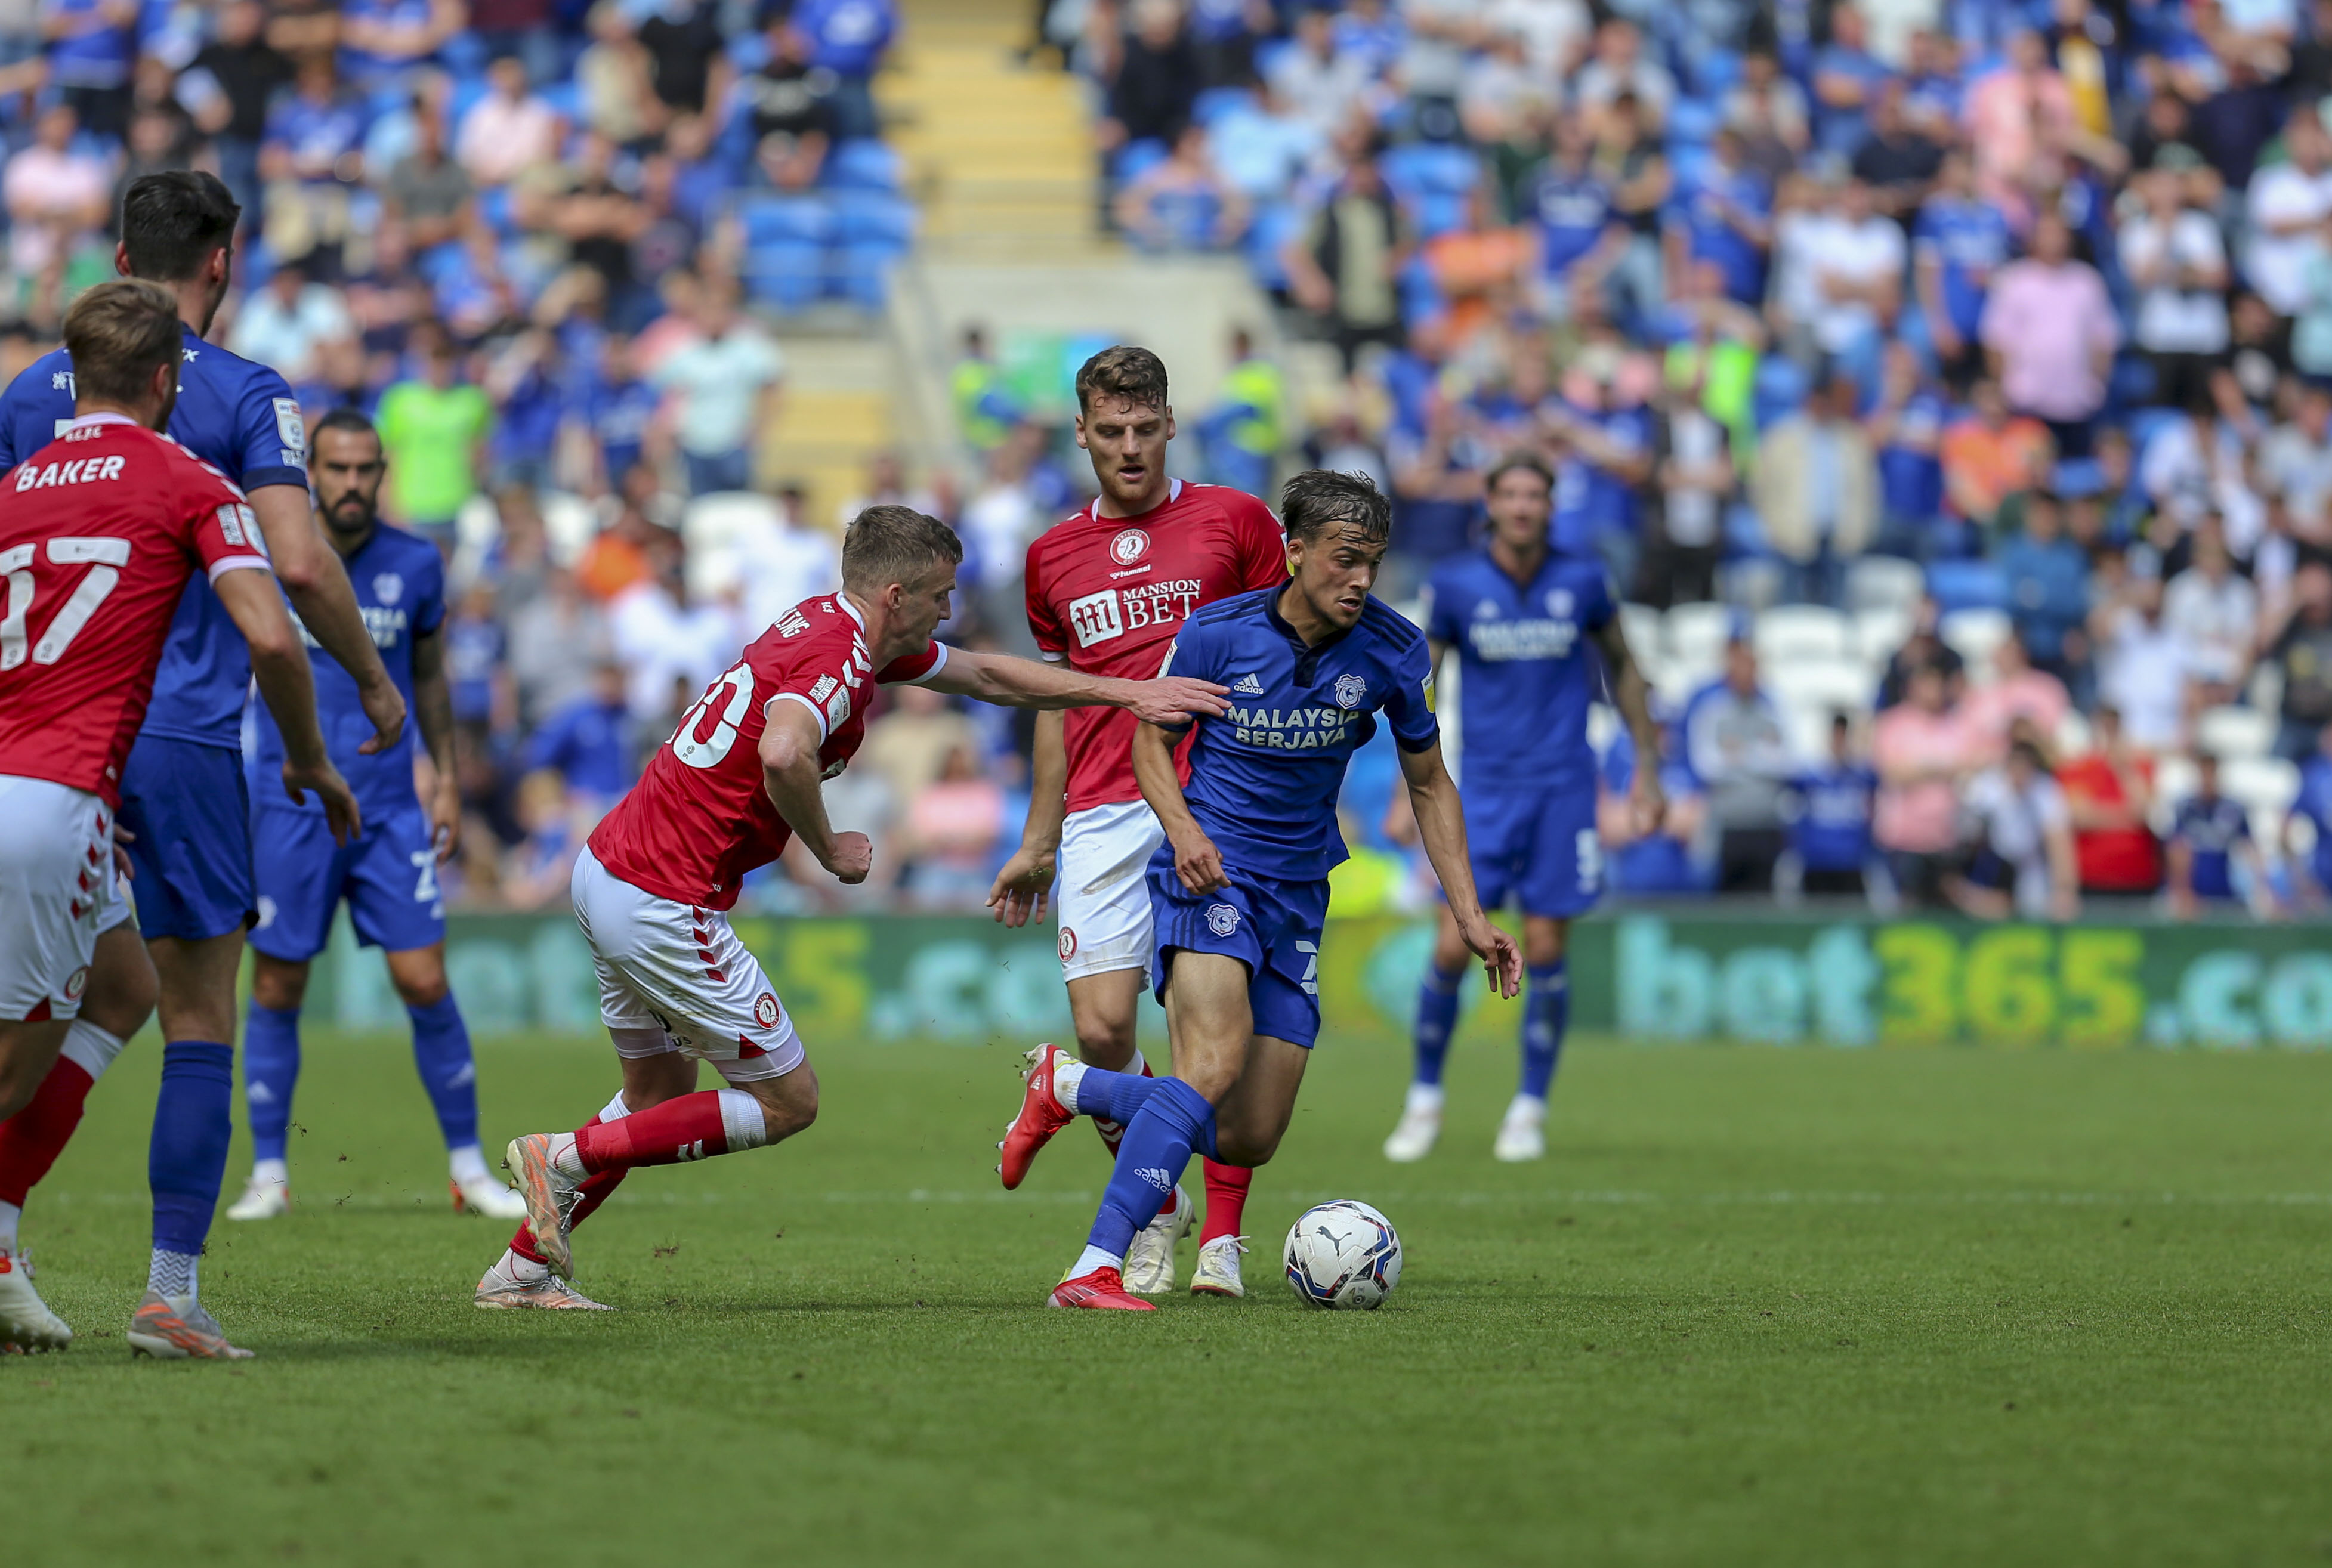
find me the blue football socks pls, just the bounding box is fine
[1068,1064,1167,1127]
[1085,1078,1217,1260]
[407,994,480,1151]
[1412,959,1465,1087]
[242,1003,301,1165]
[1521,960,1569,1102]
[149,1041,236,1273]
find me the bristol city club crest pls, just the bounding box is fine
[753,992,780,1029]
[1333,673,1368,709]
[1058,926,1078,962]
[1206,903,1240,937]
[1110,528,1149,565]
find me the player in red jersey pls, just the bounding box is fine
[477,505,1225,1308]
[986,345,1285,1298]
[0,280,356,1353]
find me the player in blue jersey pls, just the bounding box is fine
[1380,454,1663,1165]
[0,172,402,1357]
[224,410,527,1226]
[994,470,1522,1310]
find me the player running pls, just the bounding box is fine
[987,345,1286,1298]
[997,470,1522,1311]
[223,409,527,1224]
[1381,455,1663,1164]
[0,172,400,1359]
[0,281,357,1354]
[477,505,1226,1310]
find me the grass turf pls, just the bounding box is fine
[10,1026,2332,1566]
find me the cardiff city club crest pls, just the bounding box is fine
[1546,587,1573,617]
[1206,903,1240,937]
[373,572,404,605]
[1111,528,1149,565]
[1333,673,1367,709]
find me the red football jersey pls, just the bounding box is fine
[0,414,269,805]
[588,592,947,909]
[1024,480,1283,811]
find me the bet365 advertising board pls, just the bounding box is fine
[300,909,2332,1051]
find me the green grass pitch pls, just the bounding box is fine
[10,1025,2332,1566]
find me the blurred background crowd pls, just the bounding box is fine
[5,0,2332,918]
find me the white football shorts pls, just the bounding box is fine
[569,846,804,1083]
[1054,798,1166,983]
[0,775,115,1022]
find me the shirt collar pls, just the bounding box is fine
[1263,584,1354,656]
[66,412,140,431]
[835,593,867,630]
[1088,477,1182,522]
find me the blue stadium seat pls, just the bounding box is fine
[1752,355,1809,429]
[1926,559,2010,613]
[1692,48,1743,98]
[826,138,903,192]
[1111,138,1170,183]
[833,191,915,246]
[1667,98,1720,147]
[538,80,581,121]
[736,192,836,246]
[477,185,519,239]
[1244,199,1303,291]
[743,242,826,313]
[833,245,901,308]
[1192,86,1253,127]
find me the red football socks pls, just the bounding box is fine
[0,1056,95,1208]
[1199,1161,1252,1244]
[574,1090,732,1173]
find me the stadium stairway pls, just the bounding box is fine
[756,335,893,539]
[879,0,1107,262]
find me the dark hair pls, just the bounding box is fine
[1280,468,1392,545]
[1074,344,1169,416]
[1484,452,1555,494]
[842,504,964,592]
[313,406,378,444]
[119,171,240,283]
[2008,738,2050,772]
[62,279,184,404]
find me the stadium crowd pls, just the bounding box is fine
[11,0,2332,919]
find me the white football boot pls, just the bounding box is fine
[1383,1085,1444,1163]
[1493,1096,1547,1163]
[225,1172,290,1221]
[1122,1185,1193,1294]
[126,1290,254,1360]
[451,1173,530,1220]
[0,1249,72,1351]
[474,1251,614,1310]
[1189,1234,1249,1298]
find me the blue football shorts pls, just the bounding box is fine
[116,735,254,943]
[1457,782,1602,920]
[250,802,446,961]
[1147,855,1329,1049]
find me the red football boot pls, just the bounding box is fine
[998,1044,1076,1190]
[1049,1266,1154,1310]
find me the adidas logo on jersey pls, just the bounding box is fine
[1231,673,1264,695]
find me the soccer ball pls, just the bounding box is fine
[1282,1200,1402,1310]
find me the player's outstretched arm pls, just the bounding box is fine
[1591,616,1667,836]
[921,646,1228,724]
[987,708,1066,926]
[758,698,873,884]
[213,564,363,843]
[1399,740,1522,998]
[1132,718,1226,894]
[249,485,407,754]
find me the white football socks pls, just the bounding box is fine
[1404,1083,1447,1116]
[0,1198,20,1254]
[149,1247,199,1301]
[448,1143,490,1186]
[250,1157,289,1189]
[1072,1244,1123,1279]
[716,1089,768,1151]
[1053,1056,1090,1114]
[60,1019,126,1079]
[548,1131,586,1179]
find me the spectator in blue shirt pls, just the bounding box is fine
[1996,488,2093,680]
[1782,712,1883,901]
[2168,752,2268,914]
[1913,150,2012,387]
[42,0,135,138]
[1527,110,1627,317]
[1812,4,1893,157]
[1867,341,1950,556]
[1661,129,1772,307]
[2285,725,2332,906]
[1600,726,1713,895]
[791,0,894,140]
[523,661,635,806]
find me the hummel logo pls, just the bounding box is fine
[1231,673,1264,695]
[1136,1167,1175,1192]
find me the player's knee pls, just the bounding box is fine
[249,959,308,1013]
[1071,1012,1136,1068]
[84,942,159,1038]
[388,970,449,1009]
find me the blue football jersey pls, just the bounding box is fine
[1422,548,1613,794]
[253,524,441,821]
[2170,793,2248,899]
[0,326,308,749]
[1160,589,1438,881]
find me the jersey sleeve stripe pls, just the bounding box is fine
[206,554,273,582]
[765,690,829,740]
[879,641,949,686]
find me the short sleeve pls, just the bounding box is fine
[1024,539,1067,659]
[1380,633,1440,753]
[875,641,947,685]
[1153,616,1225,733]
[1421,568,1462,645]
[188,490,273,583]
[1236,499,1287,591]
[237,364,310,492]
[413,545,447,636]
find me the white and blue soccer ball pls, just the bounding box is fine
[1283,1200,1403,1310]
